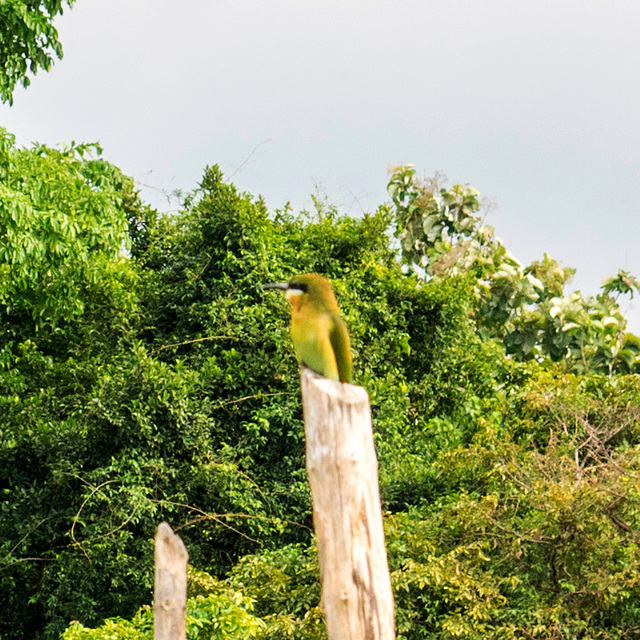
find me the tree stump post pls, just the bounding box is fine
[154,522,188,640]
[300,368,395,640]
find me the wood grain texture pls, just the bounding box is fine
[301,367,395,640]
[154,522,188,640]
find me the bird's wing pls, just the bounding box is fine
[329,313,353,384]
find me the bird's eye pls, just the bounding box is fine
[290,283,308,293]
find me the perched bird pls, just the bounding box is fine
[264,273,353,383]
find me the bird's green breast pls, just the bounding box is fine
[290,312,340,381]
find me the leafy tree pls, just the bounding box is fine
[387,371,640,639]
[388,164,640,374]
[185,370,640,640]
[0,0,76,104]
[1,160,486,640]
[61,589,265,640]
[0,127,135,341]
[3,136,640,640]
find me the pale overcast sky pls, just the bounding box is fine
[1,0,639,330]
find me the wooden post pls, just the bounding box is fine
[300,368,395,640]
[154,522,188,640]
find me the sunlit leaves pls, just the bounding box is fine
[61,592,265,640]
[0,128,132,330]
[388,164,640,375]
[601,270,640,299]
[0,0,76,104]
[388,165,481,270]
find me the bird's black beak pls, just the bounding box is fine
[263,282,289,291]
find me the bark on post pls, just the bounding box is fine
[300,367,395,640]
[154,522,188,640]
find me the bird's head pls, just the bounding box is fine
[264,273,339,312]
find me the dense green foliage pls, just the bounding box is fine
[1,132,639,639]
[61,570,266,640]
[0,128,134,331]
[0,0,76,104]
[388,165,640,375]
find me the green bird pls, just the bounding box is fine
[264,273,353,384]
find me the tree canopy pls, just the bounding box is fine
[1,133,639,640]
[0,0,76,104]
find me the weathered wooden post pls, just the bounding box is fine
[154,522,188,640]
[300,367,395,640]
